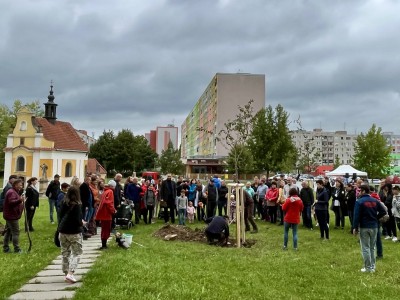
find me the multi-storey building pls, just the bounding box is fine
[383,132,400,154]
[181,73,265,160]
[291,128,358,167]
[145,125,178,155]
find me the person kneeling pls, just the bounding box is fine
[205,216,229,246]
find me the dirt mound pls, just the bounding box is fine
[153,224,256,248]
[153,224,207,242]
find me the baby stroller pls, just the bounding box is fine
[115,201,134,229]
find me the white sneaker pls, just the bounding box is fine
[392,237,398,242]
[360,268,367,272]
[384,236,392,240]
[65,274,77,283]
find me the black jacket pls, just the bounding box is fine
[25,186,39,208]
[300,187,314,206]
[58,201,83,234]
[114,182,122,207]
[218,186,228,202]
[160,180,177,206]
[45,180,60,200]
[79,182,93,213]
[332,187,346,209]
[345,189,356,211]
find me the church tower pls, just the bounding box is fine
[44,83,58,124]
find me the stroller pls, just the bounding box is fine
[115,201,134,229]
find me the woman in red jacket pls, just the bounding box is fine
[96,180,117,250]
[282,187,304,250]
[266,181,279,223]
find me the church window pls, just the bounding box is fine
[16,156,25,172]
[20,121,27,131]
[65,162,72,177]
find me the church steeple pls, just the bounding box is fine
[44,81,58,124]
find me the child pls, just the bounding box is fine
[177,189,188,225]
[187,201,196,223]
[143,183,157,224]
[229,194,236,223]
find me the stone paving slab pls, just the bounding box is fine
[45,263,93,270]
[52,258,96,264]
[19,282,82,292]
[28,275,82,284]
[8,291,75,300]
[37,268,90,277]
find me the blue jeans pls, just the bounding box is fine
[359,227,378,271]
[376,225,382,257]
[284,222,298,249]
[178,208,186,225]
[49,198,57,222]
[85,206,94,222]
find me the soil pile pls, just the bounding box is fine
[153,224,207,242]
[153,224,256,248]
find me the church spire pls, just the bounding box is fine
[44,81,58,124]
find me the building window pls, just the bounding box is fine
[20,121,27,131]
[20,138,25,146]
[16,156,25,172]
[65,162,72,177]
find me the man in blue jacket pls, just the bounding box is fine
[353,184,387,273]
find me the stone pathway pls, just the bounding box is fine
[8,234,107,300]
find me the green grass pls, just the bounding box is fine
[2,201,400,300]
[74,218,400,300]
[0,198,60,299]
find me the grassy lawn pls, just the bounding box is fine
[2,199,400,299]
[0,197,60,299]
[75,218,400,300]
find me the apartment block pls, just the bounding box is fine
[291,129,358,166]
[181,73,266,159]
[145,125,178,155]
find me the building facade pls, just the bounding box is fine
[145,125,178,155]
[181,73,266,160]
[3,85,89,188]
[291,128,358,167]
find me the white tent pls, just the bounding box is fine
[326,165,368,177]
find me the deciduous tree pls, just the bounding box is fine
[353,124,391,178]
[158,141,184,175]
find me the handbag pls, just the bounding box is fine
[54,230,61,247]
[54,205,74,247]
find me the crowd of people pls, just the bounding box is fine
[1,172,398,281]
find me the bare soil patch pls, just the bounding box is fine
[153,224,256,248]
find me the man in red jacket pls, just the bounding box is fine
[3,179,25,253]
[282,187,304,251]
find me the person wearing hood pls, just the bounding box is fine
[96,180,117,250]
[282,188,304,250]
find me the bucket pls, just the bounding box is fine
[123,234,133,246]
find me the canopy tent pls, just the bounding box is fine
[325,165,368,177]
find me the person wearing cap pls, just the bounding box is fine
[96,180,117,250]
[45,174,61,224]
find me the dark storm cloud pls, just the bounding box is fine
[0,0,399,138]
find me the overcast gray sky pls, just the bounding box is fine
[1,0,399,138]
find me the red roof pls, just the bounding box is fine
[34,118,88,152]
[87,158,107,174]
